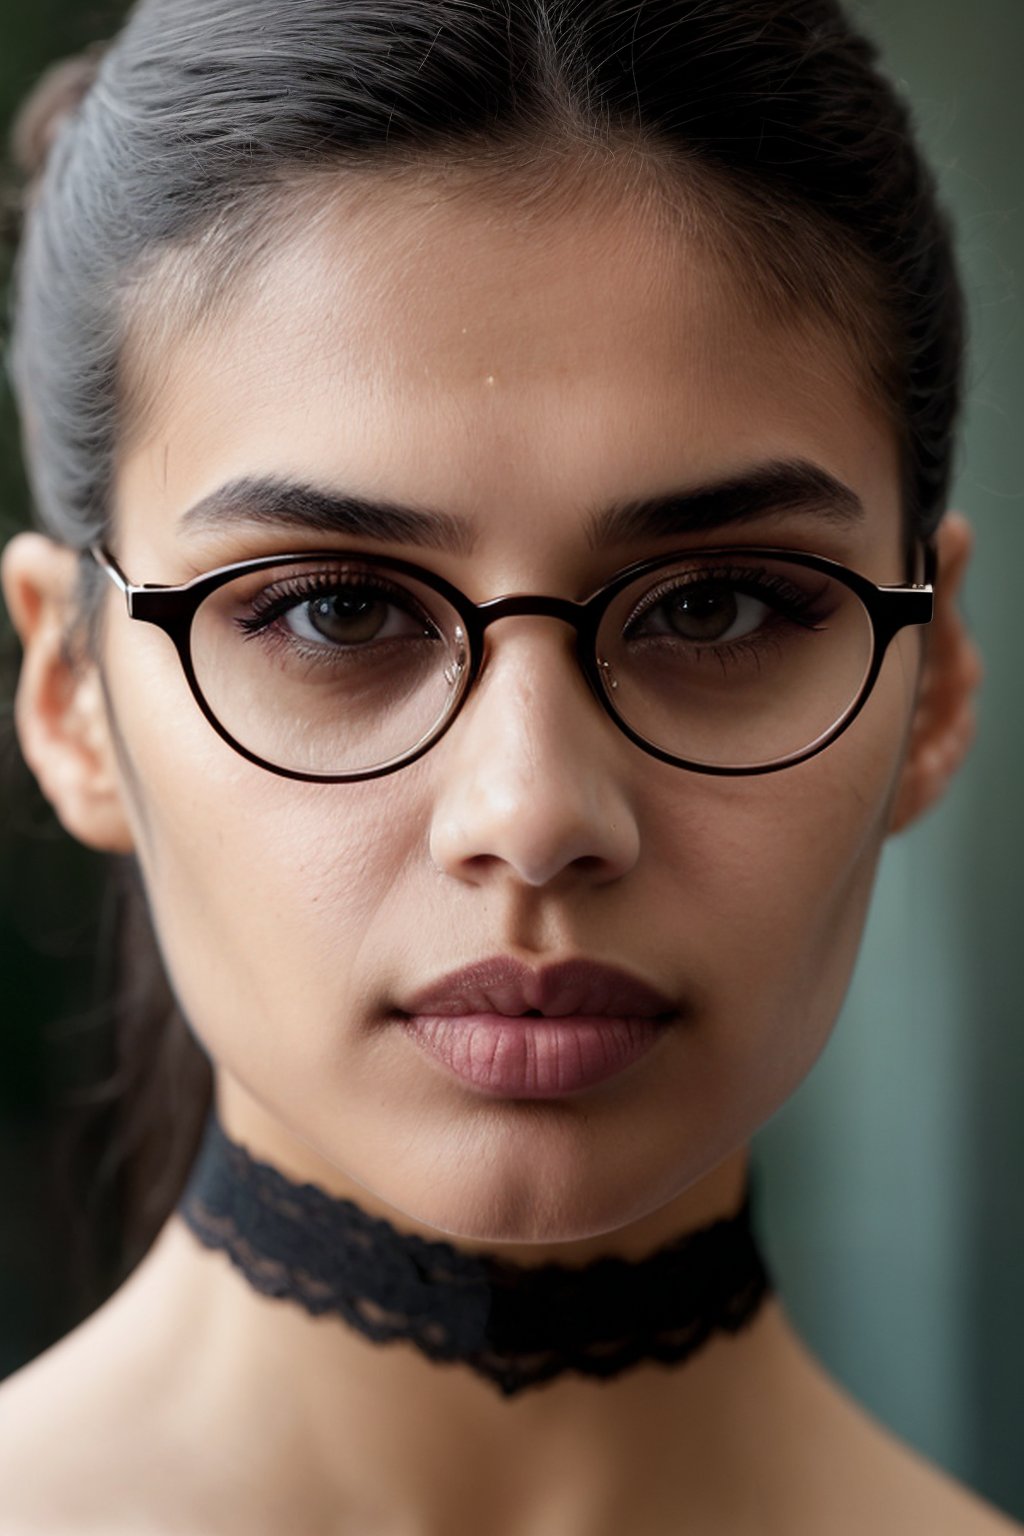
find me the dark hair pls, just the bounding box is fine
[5,0,966,1268]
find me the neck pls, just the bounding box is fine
[136,1222,801,1535]
[176,1101,770,1400]
[116,1087,807,1535]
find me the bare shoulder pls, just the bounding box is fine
[764,1309,1024,1536]
[0,1293,172,1535]
[866,1433,1024,1536]
[0,1225,219,1536]
[860,1435,1023,1535]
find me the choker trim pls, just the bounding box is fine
[176,1110,772,1398]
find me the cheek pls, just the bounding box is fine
[104,626,427,1058]
[141,776,426,1087]
[645,645,916,1119]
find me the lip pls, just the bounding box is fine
[397,955,679,1020]
[395,957,678,1098]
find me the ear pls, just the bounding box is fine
[1,532,134,854]
[887,511,983,836]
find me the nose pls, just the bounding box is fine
[428,620,641,889]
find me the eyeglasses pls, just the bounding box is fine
[89,542,935,782]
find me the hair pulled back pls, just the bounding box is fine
[5,0,967,1271]
[12,0,964,557]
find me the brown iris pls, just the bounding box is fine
[304,592,388,644]
[665,585,739,641]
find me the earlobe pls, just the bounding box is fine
[887,511,983,836]
[1,532,135,854]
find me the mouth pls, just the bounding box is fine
[394,955,679,1098]
[398,954,679,1020]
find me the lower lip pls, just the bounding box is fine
[398,1013,666,1097]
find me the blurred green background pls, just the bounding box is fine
[756,0,1024,1518]
[1,0,1021,1522]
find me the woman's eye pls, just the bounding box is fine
[631,582,771,644]
[282,587,428,647]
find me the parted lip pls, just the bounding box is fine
[396,955,678,1020]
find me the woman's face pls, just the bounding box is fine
[100,173,920,1248]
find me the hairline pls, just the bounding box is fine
[113,135,909,537]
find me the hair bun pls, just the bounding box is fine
[10,44,106,184]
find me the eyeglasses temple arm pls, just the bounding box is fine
[88,544,131,599]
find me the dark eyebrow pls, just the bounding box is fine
[178,476,474,555]
[587,459,864,546]
[177,458,862,554]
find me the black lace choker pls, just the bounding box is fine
[176,1110,772,1398]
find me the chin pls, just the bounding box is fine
[356,1138,704,1253]
[396,1192,647,1250]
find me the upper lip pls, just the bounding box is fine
[397,956,678,1020]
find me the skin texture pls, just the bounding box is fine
[0,173,1004,1535]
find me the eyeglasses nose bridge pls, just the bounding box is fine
[474,591,592,629]
[458,589,605,704]
[463,589,601,675]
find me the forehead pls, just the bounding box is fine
[115,171,902,568]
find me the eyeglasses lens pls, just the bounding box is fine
[190,558,469,776]
[595,553,873,770]
[188,552,874,777]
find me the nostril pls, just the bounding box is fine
[573,855,613,876]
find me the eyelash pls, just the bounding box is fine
[229,558,831,674]
[624,564,829,639]
[235,569,435,644]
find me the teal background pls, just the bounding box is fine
[0,0,1021,1522]
[757,0,1024,1520]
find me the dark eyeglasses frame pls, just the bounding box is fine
[89,541,936,782]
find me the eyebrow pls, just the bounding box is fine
[177,458,864,553]
[589,459,864,545]
[179,477,474,554]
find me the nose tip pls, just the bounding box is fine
[428,636,641,889]
[435,780,638,889]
